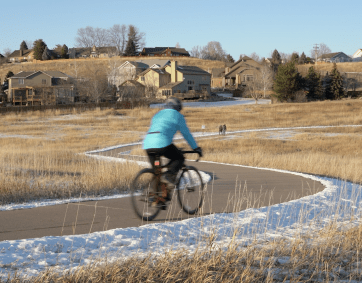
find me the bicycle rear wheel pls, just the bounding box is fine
[131,168,161,221]
[177,166,205,215]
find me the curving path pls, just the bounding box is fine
[0,146,325,242]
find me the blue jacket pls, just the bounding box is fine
[143,109,197,150]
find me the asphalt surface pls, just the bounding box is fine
[0,146,325,242]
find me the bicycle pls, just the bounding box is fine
[130,150,205,221]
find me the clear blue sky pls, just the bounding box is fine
[1,0,361,59]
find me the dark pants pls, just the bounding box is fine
[146,144,184,175]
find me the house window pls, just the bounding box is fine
[188,86,193,91]
[42,79,47,85]
[141,77,145,81]
[19,79,24,84]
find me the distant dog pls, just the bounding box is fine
[219,124,227,135]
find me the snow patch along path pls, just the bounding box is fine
[1,124,362,278]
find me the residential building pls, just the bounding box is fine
[136,68,171,97]
[352,49,362,62]
[108,59,170,89]
[211,56,262,88]
[8,49,34,62]
[158,61,211,97]
[119,61,211,98]
[68,46,118,59]
[317,52,352,63]
[0,54,4,58]
[8,71,74,105]
[140,47,190,57]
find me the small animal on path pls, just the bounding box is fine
[219,124,227,135]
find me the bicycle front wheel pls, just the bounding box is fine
[177,166,205,215]
[131,168,161,221]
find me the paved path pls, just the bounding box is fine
[0,146,325,242]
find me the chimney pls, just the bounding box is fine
[19,49,23,56]
[171,61,177,83]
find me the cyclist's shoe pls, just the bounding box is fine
[160,172,176,187]
[152,200,167,210]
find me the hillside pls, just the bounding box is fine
[297,62,362,76]
[0,57,226,82]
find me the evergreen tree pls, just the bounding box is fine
[298,52,307,64]
[42,47,51,60]
[305,66,323,100]
[20,41,28,50]
[33,39,47,60]
[5,71,14,81]
[124,39,136,56]
[323,72,333,100]
[329,63,345,100]
[271,49,282,73]
[60,44,68,58]
[291,52,299,63]
[273,62,301,102]
[226,54,234,63]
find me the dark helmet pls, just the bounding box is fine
[164,97,182,112]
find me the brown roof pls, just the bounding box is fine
[12,70,70,79]
[119,80,145,87]
[318,52,349,59]
[8,49,33,58]
[141,47,190,56]
[211,68,225,78]
[176,66,210,76]
[159,81,183,89]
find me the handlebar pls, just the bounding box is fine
[181,150,201,162]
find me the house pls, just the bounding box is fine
[8,71,74,105]
[211,56,262,88]
[140,47,190,57]
[8,49,34,62]
[68,45,118,59]
[317,52,352,63]
[352,49,362,62]
[0,54,4,58]
[136,68,171,97]
[158,61,211,97]
[108,59,170,89]
[118,80,146,101]
[119,61,211,98]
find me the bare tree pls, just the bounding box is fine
[249,52,261,62]
[175,42,181,48]
[201,41,226,61]
[309,43,332,58]
[2,48,13,58]
[190,41,227,61]
[259,65,273,97]
[25,40,33,50]
[108,24,127,55]
[76,63,110,102]
[190,45,202,58]
[246,70,263,104]
[75,26,109,47]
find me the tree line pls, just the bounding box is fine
[271,49,350,102]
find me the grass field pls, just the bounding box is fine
[1,99,362,281]
[1,100,362,205]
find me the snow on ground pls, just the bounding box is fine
[150,97,270,108]
[0,158,361,278]
[1,124,362,278]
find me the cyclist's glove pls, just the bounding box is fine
[194,147,203,157]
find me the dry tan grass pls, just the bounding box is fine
[297,61,362,76]
[1,99,362,205]
[5,224,362,282]
[0,57,225,81]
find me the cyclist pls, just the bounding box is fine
[143,97,203,187]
